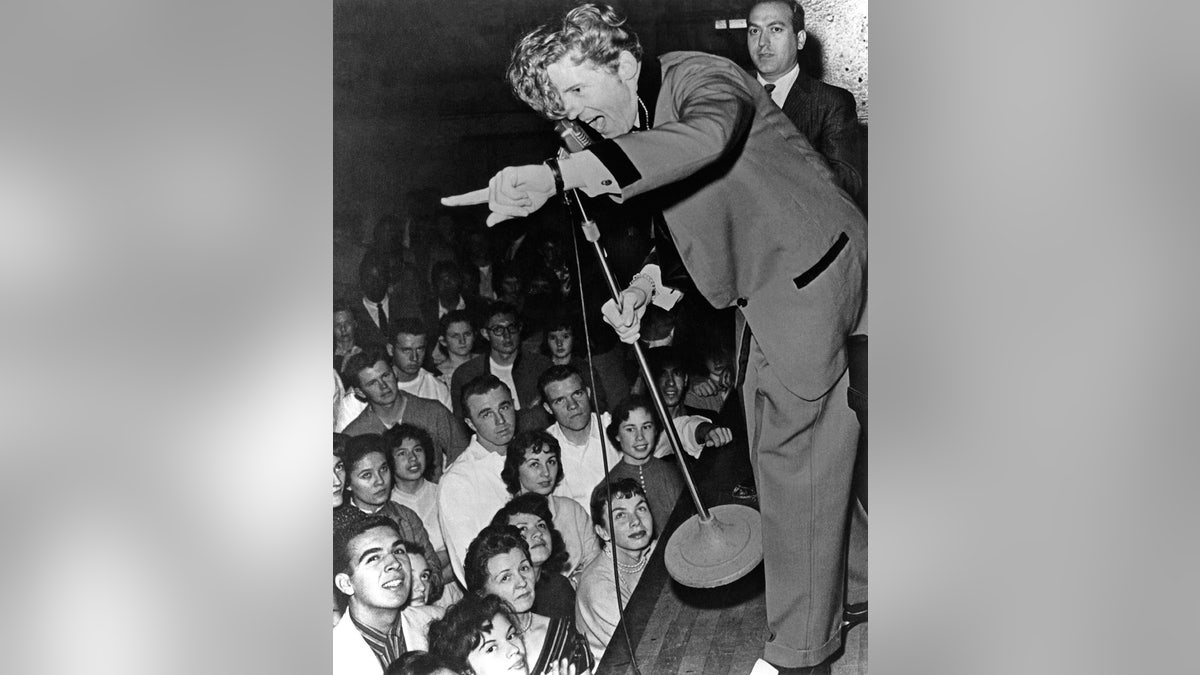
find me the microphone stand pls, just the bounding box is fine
[554,121,762,588]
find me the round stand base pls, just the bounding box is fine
[664,503,763,588]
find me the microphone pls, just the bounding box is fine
[554,118,604,153]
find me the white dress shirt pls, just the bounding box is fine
[436,436,512,584]
[546,412,620,511]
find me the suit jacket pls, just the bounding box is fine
[586,51,866,400]
[448,351,554,432]
[332,604,440,675]
[778,70,864,201]
[351,284,424,351]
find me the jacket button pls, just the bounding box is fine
[736,297,748,307]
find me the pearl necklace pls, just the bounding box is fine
[516,612,533,634]
[616,551,650,575]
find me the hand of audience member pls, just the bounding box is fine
[544,658,581,675]
[440,164,556,227]
[691,379,719,397]
[600,286,649,344]
[703,425,733,447]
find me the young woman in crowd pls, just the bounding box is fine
[602,396,684,532]
[427,593,530,675]
[500,430,601,584]
[385,423,455,583]
[334,434,437,561]
[407,541,463,612]
[462,525,593,675]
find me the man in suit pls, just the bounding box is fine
[442,4,865,673]
[353,251,422,351]
[747,0,864,204]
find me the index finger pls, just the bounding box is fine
[440,187,489,207]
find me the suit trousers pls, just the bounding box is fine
[739,316,867,668]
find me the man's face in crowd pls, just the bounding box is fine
[465,386,516,449]
[543,374,592,432]
[747,1,802,80]
[360,262,390,303]
[334,310,356,345]
[348,451,393,508]
[434,267,463,302]
[391,332,427,380]
[355,360,399,407]
[441,320,476,358]
[597,493,654,551]
[336,526,412,611]
[483,312,522,360]
[656,363,689,407]
[546,50,640,139]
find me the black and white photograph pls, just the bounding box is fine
[333,2,869,673]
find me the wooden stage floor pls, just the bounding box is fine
[593,436,868,675]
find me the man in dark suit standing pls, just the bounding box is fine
[747,0,863,204]
[442,5,865,673]
[352,251,423,351]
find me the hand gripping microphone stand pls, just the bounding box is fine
[553,119,762,588]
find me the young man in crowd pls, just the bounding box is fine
[449,302,553,433]
[333,514,441,675]
[538,364,620,510]
[389,317,453,410]
[436,375,521,585]
[342,348,470,475]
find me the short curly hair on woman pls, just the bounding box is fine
[506,3,643,120]
[500,429,564,495]
[427,593,520,673]
[490,493,570,576]
[462,524,531,595]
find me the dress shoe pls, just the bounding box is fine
[749,658,831,675]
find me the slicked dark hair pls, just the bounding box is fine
[384,650,459,675]
[746,0,805,32]
[537,363,585,402]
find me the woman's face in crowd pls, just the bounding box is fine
[467,612,528,675]
[406,552,432,606]
[391,437,426,483]
[616,407,657,463]
[482,548,536,613]
[508,512,552,567]
[546,328,574,361]
[332,454,346,507]
[517,447,559,496]
[348,451,392,507]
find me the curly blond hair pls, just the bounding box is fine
[506,3,643,119]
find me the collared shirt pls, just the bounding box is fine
[347,607,406,669]
[437,296,466,319]
[546,412,620,510]
[436,436,512,584]
[362,293,392,330]
[757,62,801,108]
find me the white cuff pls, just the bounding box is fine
[631,264,682,311]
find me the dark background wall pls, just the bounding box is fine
[334,0,868,299]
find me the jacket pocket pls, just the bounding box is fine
[793,232,849,289]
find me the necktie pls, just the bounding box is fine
[376,301,389,336]
[764,83,776,93]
